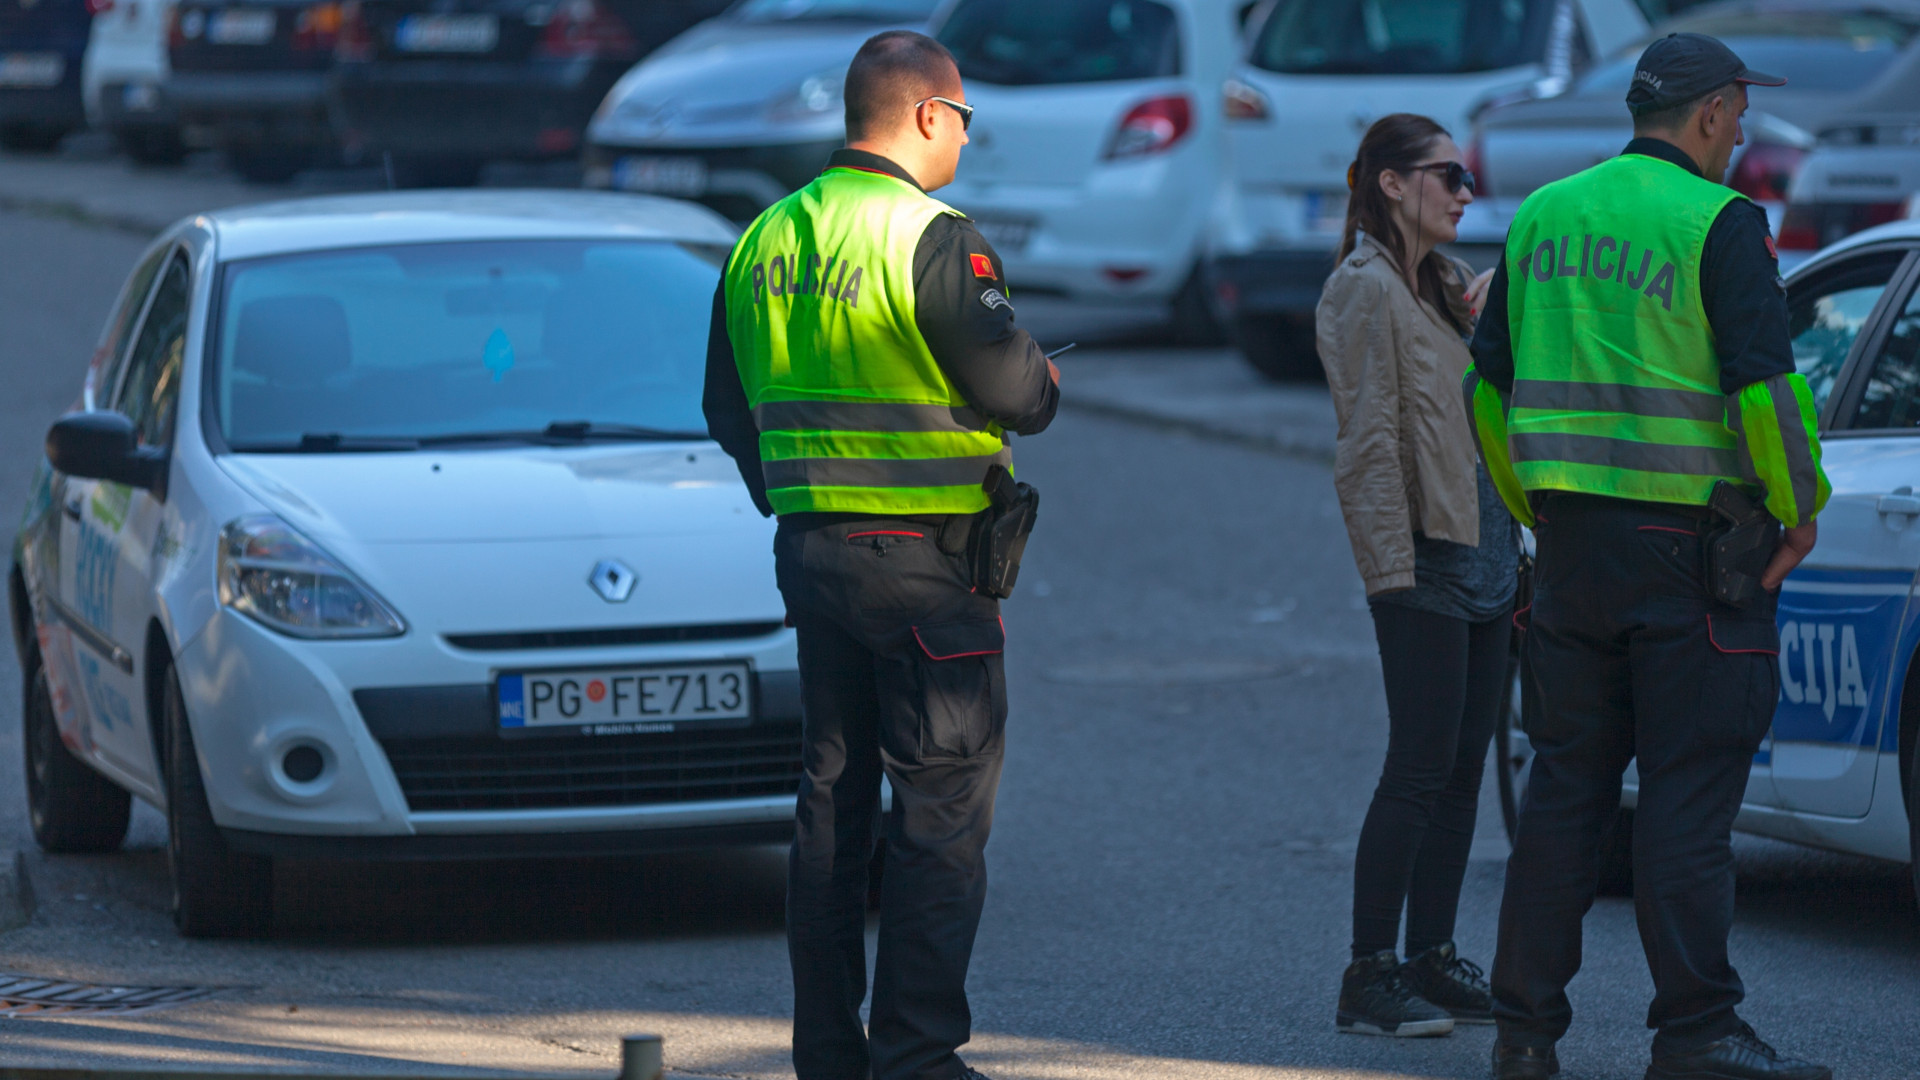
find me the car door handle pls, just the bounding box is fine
[1877,494,1920,517]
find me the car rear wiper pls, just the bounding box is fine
[229,433,423,453]
[415,422,705,447]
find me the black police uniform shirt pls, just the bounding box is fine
[703,149,1060,518]
[1471,136,1796,397]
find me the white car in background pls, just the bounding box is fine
[11,191,804,938]
[80,0,184,164]
[1212,0,1648,379]
[929,0,1245,343]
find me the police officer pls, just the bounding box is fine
[1465,34,1831,1080]
[702,29,1058,1080]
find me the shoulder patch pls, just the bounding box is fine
[980,288,1012,313]
[970,252,997,280]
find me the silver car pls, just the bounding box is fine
[582,0,941,223]
[1776,47,1920,265]
[1460,0,1920,255]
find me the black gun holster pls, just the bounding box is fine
[1704,481,1780,608]
[963,464,1038,599]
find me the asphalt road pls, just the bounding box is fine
[0,195,1916,1080]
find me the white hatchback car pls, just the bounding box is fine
[81,0,184,164]
[10,191,804,938]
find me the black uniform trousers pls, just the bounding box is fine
[1492,493,1779,1054]
[774,516,1008,1080]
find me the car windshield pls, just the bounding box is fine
[732,0,939,22]
[939,0,1180,86]
[213,240,722,452]
[1576,15,1918,97]
[1251,0,1552,76]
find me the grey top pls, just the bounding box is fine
[1373,457,1519,623]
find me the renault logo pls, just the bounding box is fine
[588,559,637,603]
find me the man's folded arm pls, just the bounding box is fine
[913,216,1058,435]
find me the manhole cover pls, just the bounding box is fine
[1043,659,1301,686]
[0,973,220,1017]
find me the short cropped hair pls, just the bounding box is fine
[1631,81,1735,134]
[844,30,960,142]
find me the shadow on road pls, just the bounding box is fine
[1733,836,1918,948]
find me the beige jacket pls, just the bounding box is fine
[1316,233,1482,596]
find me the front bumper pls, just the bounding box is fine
[169,70,330,145]
[581,138,841,224]
[0,67,85,128]
[331,60,614,162]
[178,608,805,857]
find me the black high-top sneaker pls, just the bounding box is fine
[1401,940,1494,1024]
[1336,950,1454,1037]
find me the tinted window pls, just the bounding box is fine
[212,240,721,450]
[1251,0,1551,76]
[115,256,191,451]
[941,0,1179,86]
[1787,251,1905,418]
[733,0,939,21]
[1852,279,1920,430]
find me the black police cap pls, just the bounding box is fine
[1626,32,1786,114]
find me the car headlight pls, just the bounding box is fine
[217,514,405,639]
[766,68,845,123]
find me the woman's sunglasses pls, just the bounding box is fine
[915,95,974,132]
[1409,160,1476,195]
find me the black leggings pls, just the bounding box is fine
[1352,602,1512,959]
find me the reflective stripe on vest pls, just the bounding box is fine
[725,167,1007,516]
[1503,153,1745,507]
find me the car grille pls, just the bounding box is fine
[442,621,784,651]
[378,722,805,812]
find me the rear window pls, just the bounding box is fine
[1575,15,1917,97]
[732,0,940,22]
[1250,0,1553,77]
[939,0,1180,86]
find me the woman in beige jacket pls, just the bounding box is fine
[1316,113,1518,1039]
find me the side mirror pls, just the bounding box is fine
[45,412,167,494]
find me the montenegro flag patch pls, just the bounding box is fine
[970,253,996,280]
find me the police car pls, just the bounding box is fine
[9,191,806,938]
[1495,219,1920,902]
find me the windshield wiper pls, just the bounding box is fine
[416,422,705,447]
[230,433,422,453]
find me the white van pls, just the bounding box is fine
[1212,0,1646,378]
[81,0,183,164]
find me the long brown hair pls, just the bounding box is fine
[1338,113,1459,330]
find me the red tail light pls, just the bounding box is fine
[1728,142,1805,205]
[535,0,636,61]
[1778,201,1908,252]
[1465,132,1491,198]
[84,0,115,16]
[1223,78,1269,121]
[1106,95,1193,159]
[167,5,185,47]
[335,0,374,61]
[292,1,343,51]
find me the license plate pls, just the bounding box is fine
[1303,189,1348,236]
[0,53,64,88]
[206,9,276,45]
[394,13,499,53]
[612,155,708,197]
[971,214,1035,253]
[497,662,751,737]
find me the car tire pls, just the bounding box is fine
[119,127,188,168]
[1596,806,1634,897]
[162,661,273,938]
[1169,266,1229,347]
[1907,749,1919,910]
[23,656,131,854]
[1234,314,1322,382]
[227,143,305,185]
[0,123,69,153]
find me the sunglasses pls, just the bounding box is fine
[1410,160,1476,195]
[915,95,973,132]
